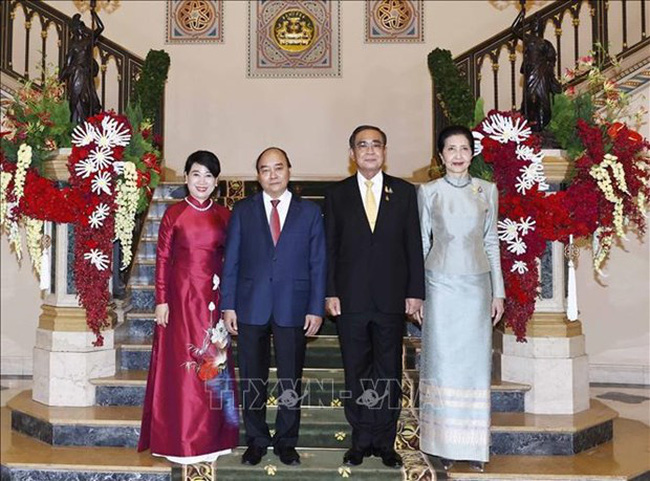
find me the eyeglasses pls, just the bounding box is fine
[355,141,385,150]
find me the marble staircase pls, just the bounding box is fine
[2,182,649,480]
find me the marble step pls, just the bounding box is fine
[118,335,351,371]
[8,390,617,456]
[91,369,528,413]
[2,403,649,481]
[122,311,339,340]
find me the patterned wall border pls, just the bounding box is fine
[166,0,223,44]
[247,0,341,78]
[365,0,424,43]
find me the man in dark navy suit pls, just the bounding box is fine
[221,147,326,467]
[324,125,425,468]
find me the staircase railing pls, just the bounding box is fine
[0,0,160,301]
[433,0,649,149]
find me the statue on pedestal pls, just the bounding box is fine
[59,1,104,124]
[512,11,562,132]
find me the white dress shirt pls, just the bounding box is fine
[262,189,292,230]
[356,171,383,211]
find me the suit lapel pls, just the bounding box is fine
[276,195,301,248]
[374,174,393,235]
[346,176,373,234]
[255,193,275,249]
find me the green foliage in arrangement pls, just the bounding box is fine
[427,48,475,128]
[548,93,594,161]
[124,103,162,213]
[133,49,171,123]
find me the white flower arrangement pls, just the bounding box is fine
[88,203,110,229]
[24,217,44,275]
[497,216,537,268]
[590,153,630,239]
[91,171,112,196]
[83,248,110,271]
[13,144,32,202]
[74,158,98,179]
[88,145,114,170]
[472,131,484,157]
[497,218,519,241]
[114,162,139,269]
[511,260,528,274]
[72,118,131,149]
[482,113,532,144]
[71,122,96,147]
[0,171,12,229]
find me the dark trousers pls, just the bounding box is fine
[337,312,404,451]
[237,320,306,449]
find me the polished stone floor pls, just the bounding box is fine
[1,378,649,480]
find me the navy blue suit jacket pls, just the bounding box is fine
[221,192,326,327]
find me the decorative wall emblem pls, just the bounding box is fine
[166,0,223,44]
[366,0,424,43]
[248,1,341,78]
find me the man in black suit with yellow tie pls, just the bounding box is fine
[324,125,425,468]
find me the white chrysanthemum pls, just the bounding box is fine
[112,161,125,175]
[88,146,114,170]
[515,175,535,195]
[507,237,527,255]
[74,158,98,179]
[515,144,543,163]
[71,122,96,147]
[472,131,484,157]
[498,218,520,241]
[96,116,131,147]
[511,260,528,274]
[213,274,220,291]
[84,248,110,271]
[91,171,112,196]
[518,216,537,236]
[88,203,110,229]
[482,113,531,144]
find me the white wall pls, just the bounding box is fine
[2,0,647,381]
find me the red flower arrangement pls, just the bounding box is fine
[474,109,650,340]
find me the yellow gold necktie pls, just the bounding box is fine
[364,180,377,232]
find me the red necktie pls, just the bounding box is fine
[270,199,281,245]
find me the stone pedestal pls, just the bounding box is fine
[501,313,590,414]
[31,222,116,406]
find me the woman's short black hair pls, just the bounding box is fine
[437,125,474,155]
[184,150,221,177]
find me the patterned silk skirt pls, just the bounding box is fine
[419,270,492,462]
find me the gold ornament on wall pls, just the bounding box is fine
[73,0,120,13]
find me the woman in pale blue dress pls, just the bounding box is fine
[417,125,505,472]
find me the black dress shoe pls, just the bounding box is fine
[343,448,366,466]
[273,446,300,466]
[375,448,403,468]
[241,445,267,465]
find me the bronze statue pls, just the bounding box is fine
[512,11,562,132]
[59,3,104,124]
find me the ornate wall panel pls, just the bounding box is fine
[248,0,341,78]
[166,0,223,44]
[366,0,424,43]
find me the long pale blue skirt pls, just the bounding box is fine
[419,270,492,462]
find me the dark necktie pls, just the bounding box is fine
[270,199,281,245]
